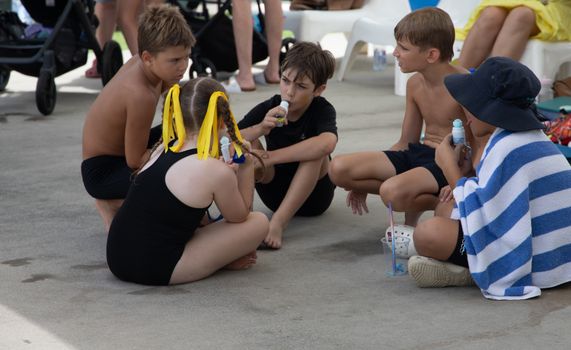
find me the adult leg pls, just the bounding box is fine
[491,6,540,60]
[116,0,144,55]
[457,6,508,69]
[261,0,283,83]
[86,1,117,78]
[95,199,123,233]
[264,156,329,249]
[96,1,117,48]
[231,0,256,91]
[169,212,269,284]
[379,167,439,226]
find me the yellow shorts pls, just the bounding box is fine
[455,0,571,42]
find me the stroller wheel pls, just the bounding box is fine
[101,40,124,86]
[0,68,10,92]
[279,38,296,65]
[189,57,217,80]
[36,71,56,116]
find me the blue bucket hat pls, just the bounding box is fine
[444,57,544,131]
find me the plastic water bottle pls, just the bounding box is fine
[373,48,386,72]
[537,77,553,103]
[452,119,465,145]
[276,100,289,127]
[220,136,232,162]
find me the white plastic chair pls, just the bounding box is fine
[283,0,409,44]
[336,0,479,85]
[336,1,411,81]
[505,40,571,82]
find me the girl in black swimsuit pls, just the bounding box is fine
[107,78,269,285]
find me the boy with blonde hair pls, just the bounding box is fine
[330,7,469,229]
[82,4,195,231]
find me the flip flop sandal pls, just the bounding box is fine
[381,224,417,259]
[221,76,256,93]
[253,71,280,85]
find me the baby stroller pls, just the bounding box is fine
[168,0,295,79]
[0,0,123,115]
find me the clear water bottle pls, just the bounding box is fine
[373,48,386,72]
[220,136,231,163]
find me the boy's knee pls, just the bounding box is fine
[249,212,269,236]
[328,156,349,186]
[250,211,269,224]
[379,179,407,209]
[413,220,439,255]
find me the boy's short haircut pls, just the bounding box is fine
[394,7,455,62]
[138,4,196,56]
[280,42,335,88]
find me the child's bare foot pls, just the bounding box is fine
[263,219,286,249]
[224,251,257,270]
[95,199,122,233]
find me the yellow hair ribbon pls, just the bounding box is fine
[161,84,186,153]
[197,92,246,160]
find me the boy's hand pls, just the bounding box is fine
[439,185,453,202]
[436,134,462,171]
[436,134,474,184]
[346,190,369,215]
[259,106,288,135]
[457,145,473,176]
[240,140,252,152]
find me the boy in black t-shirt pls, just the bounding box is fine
[238,42,337,249]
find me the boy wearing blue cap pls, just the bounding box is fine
[409,57,571,300]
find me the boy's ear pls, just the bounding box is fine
[140,51,154,66]
[313,84,326,96]
[426,48,441,63]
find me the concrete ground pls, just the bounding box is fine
[1,46,570,350]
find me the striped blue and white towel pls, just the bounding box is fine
[453,128,571,300]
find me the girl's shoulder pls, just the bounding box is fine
[177,155,235,180]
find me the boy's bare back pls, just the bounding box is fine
[406,64,468,148]
[82,55,162,167]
